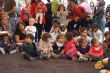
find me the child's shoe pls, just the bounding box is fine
[10,49,17,54]
[99,69,110,73]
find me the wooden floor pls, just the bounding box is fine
[0,53,98,73]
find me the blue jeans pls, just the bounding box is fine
[9,17,16,33]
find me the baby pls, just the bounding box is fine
[35,2,43,24]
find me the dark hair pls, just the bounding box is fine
[25,33,35,41]
[91,38,97,45]
[65,32,73,41]
[15,22,26,32]
[72,30,79,37]
[80,27,88,33]
[104,31,110,36]
[57,4,66,11]
[92,23,99,29]
[41,32,51,42]
[71,0,78,4]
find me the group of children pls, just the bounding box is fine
[14,19,109,62]
[0,12,110,73]
[0,13,109,61]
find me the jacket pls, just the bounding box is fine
[30,2,47,24]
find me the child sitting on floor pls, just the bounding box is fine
[72,30,79,46]
[77,38,90,62]
[77,27,91,45]
[60,32,77,60]
[90,23,103,43]
[22,34,38,61]
[50,23,60,44]
[89,38,104,61]
[52,34,65,55]
[39,32,53,60]
[103,31,110,57]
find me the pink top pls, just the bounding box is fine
[89,45,103,57]
[61,39,77,56]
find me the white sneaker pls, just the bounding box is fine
[10,49,17,54]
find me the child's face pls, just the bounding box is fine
[81,30,88,37]
[81,40,87,47]
[60,6,65,11]
[2,18,8,25]
[57,36,65,43]
[25,37,32,43]
[29,21,34,26]
[93,28,98,32]
[53,28,59,33]
[105,34,110,40]
[93,41,100,47]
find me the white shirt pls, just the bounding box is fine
[25,26,36,37]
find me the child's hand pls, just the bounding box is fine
[27,29,31,32]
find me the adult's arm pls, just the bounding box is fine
[15,35,25,43]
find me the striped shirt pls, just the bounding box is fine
[105,4,110,19]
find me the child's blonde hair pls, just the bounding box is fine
[29,18,35,23]
[1,14,9,20]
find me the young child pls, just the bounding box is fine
[0,14,12,36]
[35,2,43,24]
[72,30,79,46]
[50,23,60,44]
[90,23,103,43]
[77,27,91,45]
[103,31,110,57]
[22,34,38,61]
[39,32,53,60]
[25,18,36,37]
[0,14,15,54]
[52,34,65,55]
[60,32,77,60]
[77,38,90,61]
[89,38,104,61]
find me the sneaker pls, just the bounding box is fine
[10,49,17,54]
[72,57,78,61]
[78,58,84,62]
[28,57,35,61]
[99,69,109,73]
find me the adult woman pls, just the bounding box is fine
[67,0,86,32]
[15,22,26,45]
[20,0,31,23]
[94,0,105,33]
[30,0,47,41]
